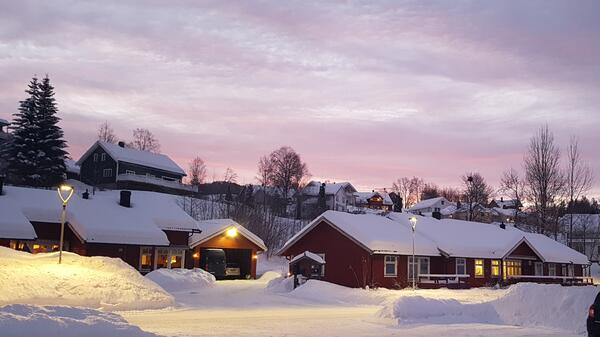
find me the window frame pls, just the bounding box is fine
[534,262,543,276]
[491,260,500,277]
[126,170,136,175]
[456,258,466,275]
[102,168,113,177]
[153,247,185,270]
[384,255,398,277]
[408,256,430,280]
[93,153,98,162]
[100,153,106,162]
[548,263,556,276]
[139,247,153,271]
[474,259,485,278]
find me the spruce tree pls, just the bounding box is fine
[7,77,42,186]
[36,76,67,186]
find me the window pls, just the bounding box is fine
[101,153,106,161]
[474,259,484,278]
[548,263,556,276]
[456,258,466,275]
[146,173,155,178]
[408,256,430,280]
[503,260,522,280]
[140,247,152,271]
[561,264,567,276]
[491,260,500,277]
[534,262,543,276]
[568,264,574,277]
[384,256,397,277]
[162,176,177,181]
[103,168,112,177]
[154,248,185,269]
[126,170,135,175]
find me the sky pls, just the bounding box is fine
[0,0,599,196]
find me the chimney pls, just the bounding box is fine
[82,189,89,200]
[499,222,506,229]
[500,197,504,202]
[120,190,131,207]
[118,141,125,148]
[0,175,4,195]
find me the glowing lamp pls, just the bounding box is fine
[226,227,238,238]
[252,254,258,260]
[57,184,74,205]
[409,216,417,231]
[193,252,200,259]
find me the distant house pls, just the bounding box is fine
[559,214,600,260]
[278,211,590,289]
[0,118,10,144]
[408,197,452,216]
[489,198,521,210]
[354,191,394,212]
[77,141,195,195]
[298,181,357,215]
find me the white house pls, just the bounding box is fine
[408,197,452,215]
[299,181,357,212]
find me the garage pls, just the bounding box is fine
[190,219,267,279]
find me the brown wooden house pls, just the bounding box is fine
[278,211,590,289]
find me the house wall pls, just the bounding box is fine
[117,162,183,181]
[191,232,263,279]
[280,220,372,288]
[80,146,118,185]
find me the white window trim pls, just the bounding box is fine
[548,263,556,276]
[101,153,106,161]
[408,256,430,280]
[491,260,500,277]
[456,258,466,275]
[384,255,398,277]
[534,262,543,276]
[103,168,112,177]
[317,253,326,277]
[126,170,135,175]
[474,259,485,278]
[139,247,153,271]
[153,248,185,269]
[93,153,98,162]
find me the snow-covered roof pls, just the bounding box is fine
[76,141,186,175]
[290,251,325,264]
[65,159,80,174]
[492,199,518,208]
[302,181,357,196]
[354,191,394,205]
[279,210,588,265]
[409,197,451,211]
[280,211,441,256]
[0,195,37,240]
[1,186,198,246]
[440,205,457,216]
[492,207,516,217]
[190,219,267,251]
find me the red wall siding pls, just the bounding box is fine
[280,221,372,288]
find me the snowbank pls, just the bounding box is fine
[0,304,160,337]
[0,247,174,311]
[266,276,294,293]
[145,268,215,292]
[381,283,597,334]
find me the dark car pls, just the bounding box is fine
[200,248,226,279]
[588,292,600,336]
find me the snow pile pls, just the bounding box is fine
[266,276,294,294]
[378,296,500,324]
[0,247,174,311]
[145,268,215,292]
[285,280,392,305]
[0,304,160,337]
[381,283,596,334]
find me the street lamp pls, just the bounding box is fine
[409,216,417,290]
[57,184,74,264]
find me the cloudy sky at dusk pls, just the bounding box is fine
[1,1,599,195]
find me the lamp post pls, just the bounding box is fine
[57,184,74,264]
[409,216,417,290]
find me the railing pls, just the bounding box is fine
[507,274,593,284]
[417,274,470,284]
[116,173,197,192]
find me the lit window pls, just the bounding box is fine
[503,260,522,280]
[155,248,169,269]
[475,259,484,278]
[456,258,466,275]
[384,256,397,277]
[534,262,543,276]
[103,168,112,177]
[140,247,152,271]
[154,248,185,269]
[491,260,500,277]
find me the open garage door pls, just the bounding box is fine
[224,248,252,279]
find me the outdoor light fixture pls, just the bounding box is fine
[226,227,238,238]
[252,254,258,260]
[193,252,200,259]
[56,184,74,264]
[409,216,417,290]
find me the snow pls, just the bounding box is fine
[280,211,441,256]
[0,195,37,240]
[145,268,215,292]
[354,191,393,206]
[0,247,174,311]
[0,117,8,125]
[290,251,325,264]
[64,159,80,174]
[301,180,356,196]
[191,218,267,251]
[381,282,597,334]
[116,173,196,192]
[408,197,451,212]
[2,186,198,245]
[0,304,159,337]
[77,141,185,175]
[256,255,288,277]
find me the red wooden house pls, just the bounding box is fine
[278,211,590,289]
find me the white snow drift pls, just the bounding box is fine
[0,247,174,310]
[145,268,215,292]
[0,304,160,337]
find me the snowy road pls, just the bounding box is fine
[120,277,582,337]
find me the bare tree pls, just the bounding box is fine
[409,176,425,206]
[97,121,117,144]
[421,183,440,200]
[391,177,412,209]
[440,187,461,202]
[461,172,494,221]
[223,167,238,183]
[499,168,526,223]
[524,125,565,234]
[266,146,309,199]
[188,156,207,186]
[566,136,594,246]
[257,155,273,186]
[129,128,160,153]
